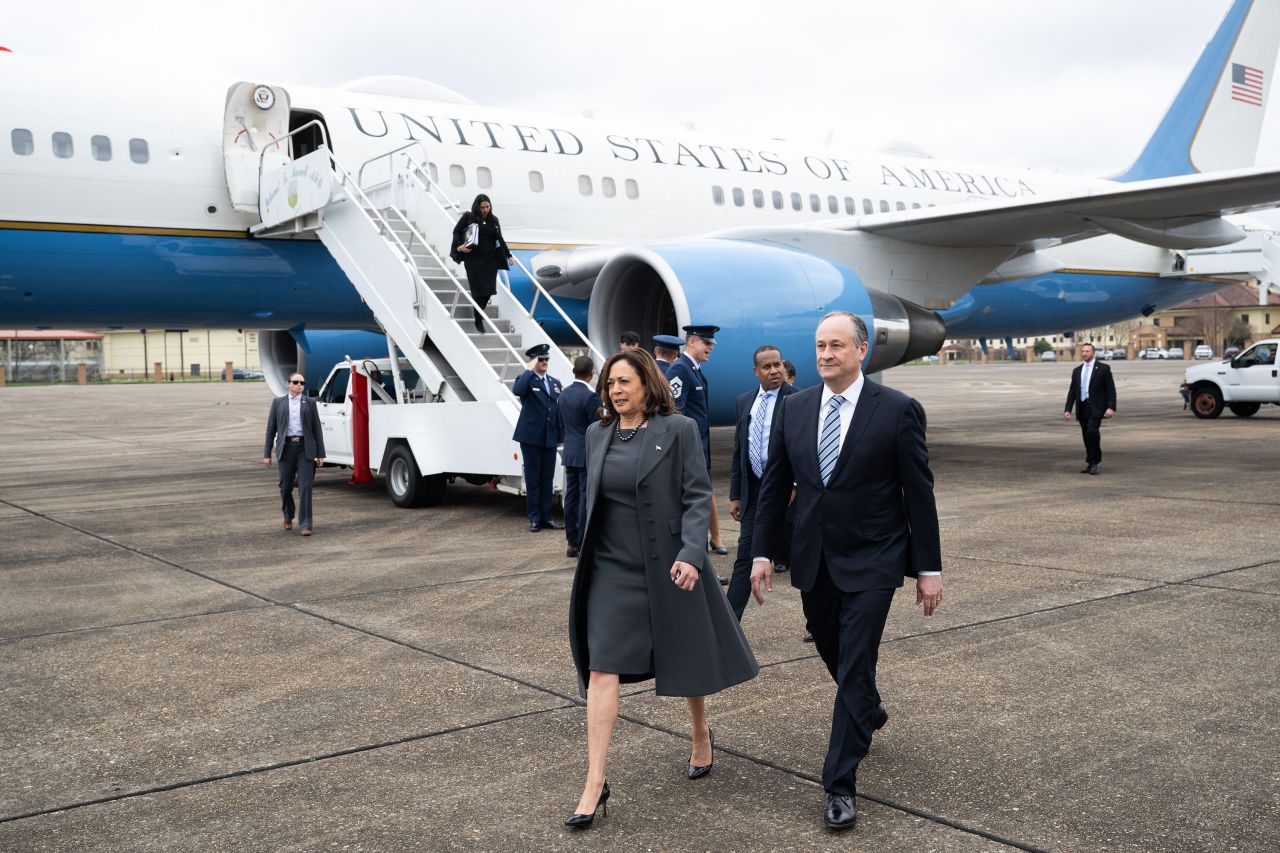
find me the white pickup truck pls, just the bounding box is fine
[314,356,548,507]
[1182,339,1280,419]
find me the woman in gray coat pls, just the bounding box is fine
[565,349,758,828]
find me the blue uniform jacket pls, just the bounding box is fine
[557,380,602,468]
[512,370,563,447]
[666,354,710,460]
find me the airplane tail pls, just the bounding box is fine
[1116,0,1280,182]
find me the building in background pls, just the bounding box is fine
[0,330,103,382]
[100,329,262,381]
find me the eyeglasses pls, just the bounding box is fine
[536,358,549,363]
[289,380,304,385]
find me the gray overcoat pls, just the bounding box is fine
[568,413,759,698]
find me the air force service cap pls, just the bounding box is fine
[683,324,719,344]
[525,343,551,359]
[653,334,684,348]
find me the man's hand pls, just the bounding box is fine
[729,499,740,522]
[526,357,540,371]
[670,560,699,591]
[314,458,325,468]
[1103,408,1115,419]
[1063,410,1072,420]
[916,575,943,616]
[263,457,272,468]
[751,559,774,605]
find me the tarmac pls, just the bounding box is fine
[0,360,1277,852]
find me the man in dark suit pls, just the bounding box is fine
[726,344,795,619]
[558,355,601,557]
[1063,342,1117,475]
[513,343,564,532]
[263,372,326,536]
[653,334,683,376]
[750,311,942,831]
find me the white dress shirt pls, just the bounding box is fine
[1080,359,1093,401]
[286,392,303,436]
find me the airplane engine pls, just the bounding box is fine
[584,239,946,422]
[259,329,389,397]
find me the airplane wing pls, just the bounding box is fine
[817,165,1280,250]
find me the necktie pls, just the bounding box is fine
[818,395,845,486]
[749,390,773,478]
[1081,363,1090,401]
[543,376,551,396]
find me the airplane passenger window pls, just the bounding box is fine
[578,175,593,196]
[529,170,544,192]
[712,186,725,205]
[476,166,492,189]
[879,200,890,212]
[129,138,149,164]
[625,178,639,199]
[896,201,906,211]
[912,202,921,209]
[827,195,838,213]
[772,190,783,210]
[52,132,74,159]
[863,199,873,214]
[11,129,33,155]
[602,176,617,198]
[844,197,855,215]
[450,164,466,187]
[91,135,112,162]
[791,192,802,211]
[809,194,820,212]
[732,187,744,207]
[429,162,439,184]
[752,189,764,208]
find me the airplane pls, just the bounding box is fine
[3,0,1280,424]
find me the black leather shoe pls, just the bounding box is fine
[529,522,541,533]
[718,575,729,586]
[871,704,889,731]
[774,563,789,573]
[565,781,609,828]
[543,519,565,530]
[802,631,815,643]
[824,793,856,830]
[566,546,579,558]
[1089,464,1100,475]
[1080,466,1092,474]
[686,729,714,779]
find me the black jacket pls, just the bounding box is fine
[1064,360,1117,419]
[557,380,602,469]
[450,211,512,267]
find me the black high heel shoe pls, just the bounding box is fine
[687,729,715,779]
[707,538,730,556]
[564,781,610,829]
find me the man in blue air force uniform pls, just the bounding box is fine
[653,333,684,376]
[513,343,564,532]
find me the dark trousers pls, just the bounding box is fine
[801,562,894,796]
[564,465,587,547]
[1076,406,1102,465]
[727,475,760,619]
[521,443,557,524]
[278,441,316,530]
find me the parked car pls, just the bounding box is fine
[1141,347,1166,360]
[1223,346,1242,358]
[1193,344,1214,359]
[1166,347,1185,359]
[220,367,264,380]
[1110,349,1128,360]
[1094,348,1111,360]
[1040,350,1057,362]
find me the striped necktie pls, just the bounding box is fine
[749,390,774,478]
[818,395,845,485]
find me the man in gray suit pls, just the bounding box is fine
[263,372,326,536]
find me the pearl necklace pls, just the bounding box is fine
[615,417,647,441]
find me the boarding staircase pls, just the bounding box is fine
[251,123,603,490]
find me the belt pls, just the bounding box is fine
[286,436,304,443]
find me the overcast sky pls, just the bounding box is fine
[6,0,1278,176]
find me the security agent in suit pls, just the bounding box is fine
[558,355,602,557]
[513,343,565,532]
[1063,342,1116,475]
[653,334,683,376]
[726,345,796,619]
[263,372,326,536]
[750,311,942,831]
[666,325,730,562]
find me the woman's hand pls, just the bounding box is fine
[457,244,472,254]
[670,560,699,591]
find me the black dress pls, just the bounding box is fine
[450,214,510,331]
[585,429,654,679]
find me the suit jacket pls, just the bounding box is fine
[730,382,797,515]
[558,380,602,469]
[512,370,563,447]
[752,380,941,593]
[263,393,326,461]
[1064,360,1117,419]
[567,414,758,697]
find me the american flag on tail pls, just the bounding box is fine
[1231,62,1264,106]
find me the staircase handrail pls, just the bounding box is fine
[402,160,607,366]
[356,140,432,193]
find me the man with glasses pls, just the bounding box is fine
[513,343,564,532]
[263,373,326,536]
